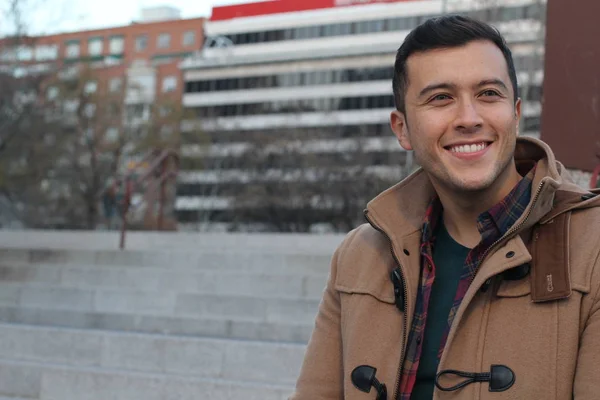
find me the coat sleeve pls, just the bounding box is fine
[573,261,600,398]
[289,243,345,399]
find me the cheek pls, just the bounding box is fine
[490,108,519,132]
[410,115,446,149]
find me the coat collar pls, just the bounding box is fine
[364,136,600,307]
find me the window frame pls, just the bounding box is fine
[109,35,125,54]
[87,37,104,56]
[182,31,196,47]
[162,75,178,93]
[65,40,81,58]
[157,33,171,49]
[135,35,148,52]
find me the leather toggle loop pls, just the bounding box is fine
[351,365,388,400]
[390,268,405,313]
[582,193,597,201]
[435,365,515,393]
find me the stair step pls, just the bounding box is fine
[0,232,342,255]
[0,283,320,323]
[0,305,314,343]
[0,323,305,385]
[0,266,327,299]
[0,358,292,400]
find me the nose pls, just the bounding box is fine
[453,98,484,133]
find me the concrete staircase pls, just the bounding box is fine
[0,231,344,400]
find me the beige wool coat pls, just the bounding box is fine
[291,137,600,399]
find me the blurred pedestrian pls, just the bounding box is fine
[102,179,119,229]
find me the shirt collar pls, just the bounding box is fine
[422,164,536,245]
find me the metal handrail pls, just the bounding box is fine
[119,149,179,249]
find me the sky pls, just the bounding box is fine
[0,0,252,35]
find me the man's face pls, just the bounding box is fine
[390,40,521,194]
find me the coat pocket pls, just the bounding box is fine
[334,263,399,337]
[334,267,396,305]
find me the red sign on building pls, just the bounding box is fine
[211,0,411,21]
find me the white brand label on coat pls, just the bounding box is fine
[546,274,554,292]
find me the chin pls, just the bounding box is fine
[448,174,497,193]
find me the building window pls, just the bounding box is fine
[109,77,123,93]
[135,35,148,52]
[65,41,80,58]
[105,127,119,143]
[35,45,58,61]
[526,4,544,19]
[321,24,338,37]
[84,81,97,94]
[185,65,395,93]
[0,48,16,61]
[81,128,95,146]
[162,76,177,93]
[126,74,156,103]
[500,6,524,21]
[88,37,103,56]
[193,94,395,118]
[368,20,384,33]
[183,31,195,46]
[353,21,371,34]
[109,36,124,54]
[294,27,311,40]
[46,86,59,101]
[157,33,171,49]
[83,103,96,118]
[15,46,33,61]
[64,99,79,113]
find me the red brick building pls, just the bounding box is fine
[0,7,205,121]
[0,8,206,229]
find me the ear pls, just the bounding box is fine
[390,110,412,151]
[514,97,522,135]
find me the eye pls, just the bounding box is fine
[481,89,500,97]
[430,93,451,102]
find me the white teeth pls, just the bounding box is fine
[450,142,487,154]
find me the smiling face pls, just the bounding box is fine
[391,40,522,197]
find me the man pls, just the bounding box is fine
[291,16,600,400]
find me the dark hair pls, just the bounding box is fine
[392,15,518,114]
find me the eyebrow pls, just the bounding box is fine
[418,83,457,99]
[476,79,509,92]
[417,78,510,99]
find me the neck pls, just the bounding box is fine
[434,162,522,248]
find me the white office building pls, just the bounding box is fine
[177,0,546,231]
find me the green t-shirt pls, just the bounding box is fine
[411,222,471,400]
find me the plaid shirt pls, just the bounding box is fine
[398,168,535,399]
